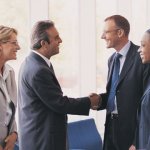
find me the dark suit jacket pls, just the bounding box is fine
[98,42,150,150]
[18,52,91,150]
[136,78,150,150]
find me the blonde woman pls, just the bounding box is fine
[0,26,20,150]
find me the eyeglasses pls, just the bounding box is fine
[0,40,19,46]
[103,28,120,34]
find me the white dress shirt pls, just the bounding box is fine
[112,41,131,114]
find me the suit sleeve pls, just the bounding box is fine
[98,55,113,110]
[30,68,91,115]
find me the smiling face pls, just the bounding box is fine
[101,17,130,52]
[0,32,20,62]
[139,32,150,64]
[42,26,62,59]
[47,27,62,56]
[101,20,122,50]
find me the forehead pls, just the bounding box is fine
[141,32,150,42]
[46,27,59,37]
[104,19,117,29]
[8,32,17,40]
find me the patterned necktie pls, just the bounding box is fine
[107,53,122,113]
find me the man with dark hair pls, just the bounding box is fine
[18,20,100,150]
[98,15,150,150]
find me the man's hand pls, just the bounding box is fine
[89,93,101,110]
[4,132,17,150]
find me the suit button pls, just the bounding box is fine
[117,90,120,93]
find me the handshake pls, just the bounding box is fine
[89,93,101,110]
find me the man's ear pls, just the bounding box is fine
[40,40,46,47]
[117,29,124,38]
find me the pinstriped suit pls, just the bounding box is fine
[18,52,91,150]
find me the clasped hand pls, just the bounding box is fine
[89,93,101,110]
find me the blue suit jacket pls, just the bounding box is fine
[137,79,150,150]
[18,52,91,150]
[98,42,150,150]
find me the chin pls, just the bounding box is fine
[13,55,17,59]
[142,59,149,64]
[52,51,59,56]
[12,57,17,60]
[106,43,112,48]
[55,50,59,54]
[106,45,112,49]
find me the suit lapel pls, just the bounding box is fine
[0,79,9,101]
[49,63,61,89]
[107,53,115,83]
[0,87,6,99]
[107,43,138,90]
[8,101,15,134]
[117,43,136,87]
[30,52,62,89]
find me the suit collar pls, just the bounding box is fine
[0,64,13,81]
[107,42,139,88]
[119,40,131,57]
[29,52,57,80]
[118,42,137,84]
[107,41,131,82]
[29,52,50,68]
[32,50,51,67]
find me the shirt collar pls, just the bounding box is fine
[117,41,131,57]
[0,64,13,80]
[32,50,51,67]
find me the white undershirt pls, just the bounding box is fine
[112,41,131,114]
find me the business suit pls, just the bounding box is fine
[0,64,17,141]
[99,42,150,150]
[18,52,91,150]
[136,78,150,150]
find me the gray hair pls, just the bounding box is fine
[30,20,54,50]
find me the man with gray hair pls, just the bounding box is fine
[18,20,100,150]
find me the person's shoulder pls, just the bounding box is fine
[5,64,14,72]
[130,41,139,50]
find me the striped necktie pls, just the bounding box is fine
[107,53,122,113]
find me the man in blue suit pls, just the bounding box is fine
[18,20,100,150]
[98,15,150,150]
